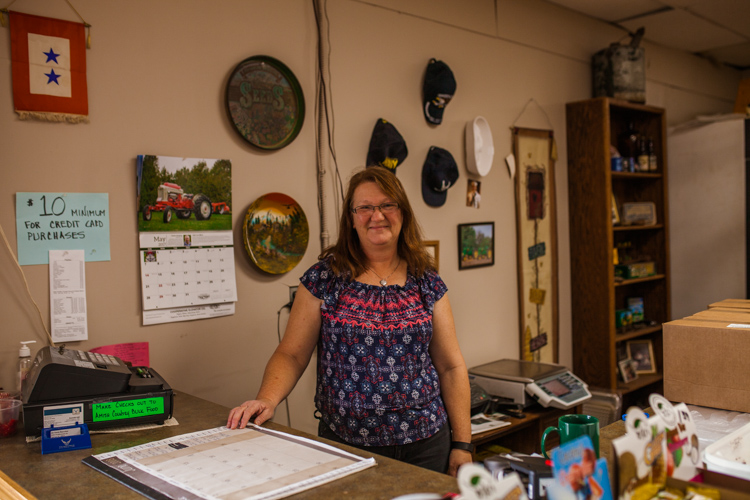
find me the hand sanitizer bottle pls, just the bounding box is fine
[17,341,37,395]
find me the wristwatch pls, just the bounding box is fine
[450,441,475,453]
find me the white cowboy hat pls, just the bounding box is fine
[465,116,494,177]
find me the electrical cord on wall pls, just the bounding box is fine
[276,302,294,428]
[0,222,55,347]
[313,0,344,252]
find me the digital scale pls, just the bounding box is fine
[468,359,591,409]
[22,346,174,437]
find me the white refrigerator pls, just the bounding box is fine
[667,114,747,319]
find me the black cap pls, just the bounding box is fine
[366,118,408,172]
[422,146,459,207]
[423,59,456,125]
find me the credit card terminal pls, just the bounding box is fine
[525,370,590,409]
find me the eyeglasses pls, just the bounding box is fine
[351,202,399,216]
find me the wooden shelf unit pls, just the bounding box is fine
[566,97,670,409]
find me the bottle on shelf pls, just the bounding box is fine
[648,138,657,172]
[619,122,639,172]
[637,136,649,172]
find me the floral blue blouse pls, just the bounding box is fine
[300,258,449,447]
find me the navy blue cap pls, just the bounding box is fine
[423,59,456,125]
[422,146,459,207]
[366,118,408,172]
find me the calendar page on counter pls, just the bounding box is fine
[136,155,236,325]
[83,425,376,500]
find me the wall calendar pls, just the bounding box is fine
[136,155,236,325]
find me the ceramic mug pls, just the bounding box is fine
[541,414,600,459]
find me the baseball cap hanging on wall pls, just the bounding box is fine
[422,146,459,207]
[465,116,494,177]
[422,59,456,125]
[366,118,408,173]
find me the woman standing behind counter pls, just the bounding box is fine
[227,166,472,476]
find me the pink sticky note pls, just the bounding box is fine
[91,342,149,367]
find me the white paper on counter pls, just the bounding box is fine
[86,425,375,500]
[49,249,88,342]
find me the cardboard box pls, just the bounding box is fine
[678,316,745,326]
[663,318,750,413]
[700,307,750,315]
[709,298,750,310]
[667,471,750,500]
[689,309,750,324]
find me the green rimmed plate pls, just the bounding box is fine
[226,55,305,150]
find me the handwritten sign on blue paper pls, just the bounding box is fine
[16,192,110,265]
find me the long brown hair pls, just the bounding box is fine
[320,166,435,278]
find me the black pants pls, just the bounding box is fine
[317,420,451,474]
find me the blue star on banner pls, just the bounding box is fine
[43,48,60,63]
[45,69,61,85]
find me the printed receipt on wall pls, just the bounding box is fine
[49,249,88,342]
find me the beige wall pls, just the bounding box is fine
[0,0,741,435]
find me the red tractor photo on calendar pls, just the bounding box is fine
[141,183,217,223]
[137,155,232,232]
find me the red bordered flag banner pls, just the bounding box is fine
[9,11,88,122]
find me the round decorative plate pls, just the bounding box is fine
[226,55,305,150]
[243,193,309,274]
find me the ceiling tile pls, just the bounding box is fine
[687,0,750,39]
[658,0,705,7]
[542,0,750,69]
[701,42,750,68]
[618,9,745,52]
[544,0,665,22]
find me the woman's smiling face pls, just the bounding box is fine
[351,181,403,250]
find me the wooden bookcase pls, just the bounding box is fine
[566,97,670,410]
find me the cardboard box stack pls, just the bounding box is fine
[663,299,750,413]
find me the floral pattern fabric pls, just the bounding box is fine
[300,259,448,447]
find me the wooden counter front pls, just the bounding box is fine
[0,391,458,500]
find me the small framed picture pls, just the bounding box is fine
[616,342,629,363]
[458,222,495,270]
[618,358,638,383]
[611,195,620,225]
[627,339,657,374]
[466,180,481,209]
[423,240,440,273]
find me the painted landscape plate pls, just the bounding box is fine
[226,55,305,150]
[243,193,309,274]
